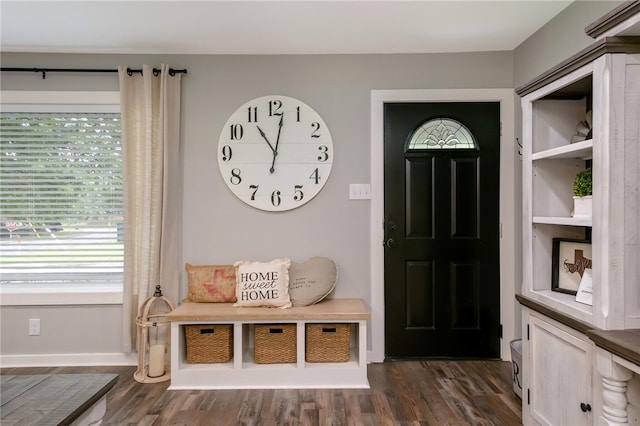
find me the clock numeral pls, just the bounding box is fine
[247,106,258,123]
[294,185,304,202]
[309,168,320,184]
[230,168,242,185]
[296,106,301,122]
[271,190,281,207]
[250,184,259,200]
[230,124,244,140]
[269,100,283,117]
[318,145,329,162]
[221,145,232,162]
[311,122,321,139]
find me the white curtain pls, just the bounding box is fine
[118,64,182,352]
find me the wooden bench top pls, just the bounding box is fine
[167,298,370,322]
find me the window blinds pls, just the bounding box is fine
[0,112,123,285]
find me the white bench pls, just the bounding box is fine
[167,298,370,389]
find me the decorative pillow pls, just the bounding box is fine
[185,263,236,303]
[288,257,338,307]
[233,258,292,309]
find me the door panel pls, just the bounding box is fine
[451,158,479,238]
[406,158,434,237]
[406,260,435,329]
[384,101,500,359]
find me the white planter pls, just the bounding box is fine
[573,196,592,218]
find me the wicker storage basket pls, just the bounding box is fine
[254,324,297,364]
[185,324,233,363]
[305,323,351,363]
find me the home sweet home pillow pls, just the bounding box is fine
[233,258,292,309]
[289,257,338,307]
[185,263,237,303]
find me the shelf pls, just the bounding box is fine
[532,139,593,161]
[527,289,593,324]
[533,216,592,227]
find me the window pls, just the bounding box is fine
[407,118,477,150]
[0,91,122,303]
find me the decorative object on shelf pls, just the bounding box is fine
[572,167,592,218]
[134,285,175,383]
[552,238,592,295]
[570,110,592,143]
[575,268,593,306]
[217,95,333,212]
[288,256,338,307]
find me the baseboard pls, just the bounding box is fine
[0,352,138,368]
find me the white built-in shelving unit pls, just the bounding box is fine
[517,32,640,426]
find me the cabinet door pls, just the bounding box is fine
[528,314,593,426]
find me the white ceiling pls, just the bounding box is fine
[1,1,574,55]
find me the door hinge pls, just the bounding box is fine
[527,388,530,405]
[499,324,503,338]
[499,222,503,238]
[527,324,530,340]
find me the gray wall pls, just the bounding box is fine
[0,51,514,362]
[0,0,625,364]
[514,0,625,87]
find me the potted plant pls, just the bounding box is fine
[572,167,592,218]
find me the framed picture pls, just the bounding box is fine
[552,238,592,295]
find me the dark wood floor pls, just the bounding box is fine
[1,360,521,425]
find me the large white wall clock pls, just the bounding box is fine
[217,95,334,212]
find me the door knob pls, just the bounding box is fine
[385,238,396,248]
[580,403,591,412]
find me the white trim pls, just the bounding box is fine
[1,90,120,112]
[370,88,517,362]
[0,352,137,368]
[0,284,123,306]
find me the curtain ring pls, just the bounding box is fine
[127,68,134,76]
[153,68,160,76]
[169,69,176,76]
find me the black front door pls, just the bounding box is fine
[384,102,500,359]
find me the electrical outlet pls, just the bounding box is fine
[29,318,40,336]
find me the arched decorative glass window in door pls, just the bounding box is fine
[407,118,477,150]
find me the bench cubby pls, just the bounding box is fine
[166,298,370,389]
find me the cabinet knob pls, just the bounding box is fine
[580,403,592,412]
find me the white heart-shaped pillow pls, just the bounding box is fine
[288,257,338,307]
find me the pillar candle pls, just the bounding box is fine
[149,344,165,377]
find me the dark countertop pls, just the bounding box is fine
[587,329,640,367]
[516,294,640,368]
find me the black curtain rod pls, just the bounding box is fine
[0,67,187,80]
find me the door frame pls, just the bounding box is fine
[369,89,518,362]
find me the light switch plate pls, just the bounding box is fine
[349,184,371,200]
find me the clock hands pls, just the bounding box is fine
[256,125,276,153]
[257,115,284,174]
[270,114,284,174]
